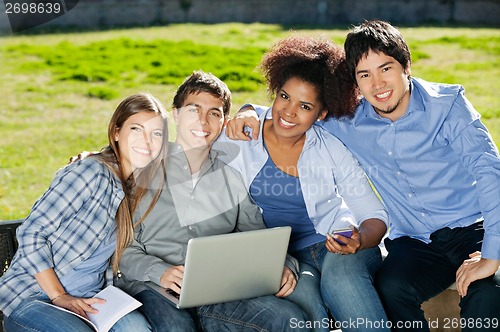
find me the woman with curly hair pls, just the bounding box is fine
[217,35,390,331]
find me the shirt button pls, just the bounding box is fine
[421,213,426,217]
[408,193,413,198]
[327,199,331,203]
[188,226,193,230]
[183,165,188,170]
[388,151,393,156]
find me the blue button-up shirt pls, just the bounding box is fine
[216,108,389,237]
[322,78,500,260]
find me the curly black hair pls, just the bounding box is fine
[260,34,360,119]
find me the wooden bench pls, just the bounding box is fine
[421,286,461,332]
[0,219,23,332]
[379,245,462,332]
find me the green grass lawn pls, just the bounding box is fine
[0,23,499,219]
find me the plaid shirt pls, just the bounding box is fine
[0,157,124,316]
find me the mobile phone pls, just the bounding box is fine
[330,228,353,245]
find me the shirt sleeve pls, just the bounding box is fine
[119,182,175,285]
[251,104,271,118]
[328,137,390,228]
[445,89,500,259]
[14,160,104,275]
[119,231,173,285]
[228,168,266,233]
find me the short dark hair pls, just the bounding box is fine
[173,70,231,117]
[260,34,359,119]
[344,20,411,80]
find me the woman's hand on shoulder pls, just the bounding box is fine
[68,151,98,164]
[225,106,261,141]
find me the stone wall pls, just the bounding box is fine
[0,0,498,34]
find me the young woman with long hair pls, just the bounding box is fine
[0,92,168,332]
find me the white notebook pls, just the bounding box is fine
[36,285,142,332]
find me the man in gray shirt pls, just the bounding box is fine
[118,71,307,332]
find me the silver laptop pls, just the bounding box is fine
[145,226,291,308]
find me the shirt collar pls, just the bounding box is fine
[167,141,219,173]
[353,79,424,125]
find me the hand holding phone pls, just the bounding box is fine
[330,228,353,245]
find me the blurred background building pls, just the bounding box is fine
[0,0,499,34]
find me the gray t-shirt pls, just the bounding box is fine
[118,142,280,295]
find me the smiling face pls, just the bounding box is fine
[355,50,411,121]
[270,76,327,141]
[115,111,165,178]
[173,91,226,152]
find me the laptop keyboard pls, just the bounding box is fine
[167,289,180,300]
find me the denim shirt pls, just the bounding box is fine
[216,108,389,236]
[322,78,500,260]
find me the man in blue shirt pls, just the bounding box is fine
[339,20,499,331]
[227,20,499,331]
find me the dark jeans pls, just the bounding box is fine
[135,288,309,332]
[375,222,500,331]
[288,244,388,332]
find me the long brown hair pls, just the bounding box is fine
[94,92,168,272]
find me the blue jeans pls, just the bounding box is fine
[288,242,389,332]
[134,290,199,332]
[4,293,151,332]
[376,222,500,332]
[135,288,309,332]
